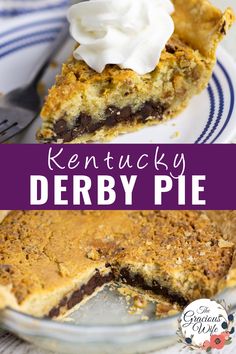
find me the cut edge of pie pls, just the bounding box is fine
[0,210,234,319]
[37,0,235,143]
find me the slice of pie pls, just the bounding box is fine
[0,210,234,318]
[37,0,234,143]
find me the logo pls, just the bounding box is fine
[177,299,235,351]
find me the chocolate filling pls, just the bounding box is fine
[47,267,187,318]
[118,268,188,307]
[53,100,167,142]
[47,270,114,318]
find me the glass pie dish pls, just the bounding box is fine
[0,285,236,354]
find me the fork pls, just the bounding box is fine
[0,22,70,144]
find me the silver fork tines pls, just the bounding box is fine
[0,22,69,143]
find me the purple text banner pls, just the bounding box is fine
[0,144,235,210]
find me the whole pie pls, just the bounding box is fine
[0,210,234,318]
[37,0,234,143]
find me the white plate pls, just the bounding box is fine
[0,10,236,143]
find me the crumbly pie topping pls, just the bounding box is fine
[0,211,234,318]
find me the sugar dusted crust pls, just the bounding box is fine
[0,211,234,318]
[38,0,235,143]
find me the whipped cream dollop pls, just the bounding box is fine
[68,0,175,75]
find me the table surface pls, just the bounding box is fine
[1,1,236,353]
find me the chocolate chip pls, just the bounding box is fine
[138,101,165,121]
[75,116,82,126]
[117,106,132,122]
[82,274,98,295]
[59,297,67,307]
[67,290,83,310]
[48,307,60,318]
[106,115,117,127]
[105,106,118,116]
[104,272,114,282]
[54,119,67,134]
[61,130,73,143]
[165,44,176,54]
[139,102,156,120]
[80,113,92,128]
[120,267,131,282]
[105,106,133,126]
[88,121,104,133]
[152,101,166,117]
